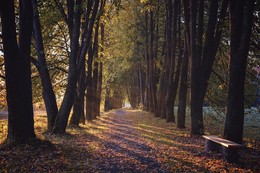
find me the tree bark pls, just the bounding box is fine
[96,23,105,117]
[165,0,178,122]
[86,21,99,121]
[144,11,150,111]
[0,0,35,143]
[69,64,86,126]
[224,0,255,144]
[177,40,189,129]
[32,0,58,132]
[92,62,99,118]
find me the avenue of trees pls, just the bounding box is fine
[0,0,259,145]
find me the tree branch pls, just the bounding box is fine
[212,69,228,85]
[54,0,69,26]
[30,56,39,69]
[0,74,5,80]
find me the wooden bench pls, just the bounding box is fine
[203,135,243,163]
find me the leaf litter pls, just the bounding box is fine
[0,108,259,172]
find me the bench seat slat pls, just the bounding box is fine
[203,135,243,148]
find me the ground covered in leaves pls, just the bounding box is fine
[0,108,260,172]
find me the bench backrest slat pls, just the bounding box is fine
[203,135,243,148]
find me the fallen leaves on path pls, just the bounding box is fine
[0,108,259,172]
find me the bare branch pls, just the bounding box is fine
[54,0,69,26]
[30,56,39,69]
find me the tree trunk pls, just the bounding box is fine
[69,65,86,126]
[1,0,35,143]
[32,0,58,132]
[86,21,99,121]
[86,49,94,121]
[92,62,99,118]
[96,23,105,116]
[224,0,255,144]
[177,41,189,129]
[149,10,156,113]
[165,0,178,123]
[144,11,150,111]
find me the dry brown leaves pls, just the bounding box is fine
[0,109,259,172]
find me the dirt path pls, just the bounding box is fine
[93,109,165,172]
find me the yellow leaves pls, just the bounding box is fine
[218,83,226,90]
[0,121,7,143]
[140,0,149,3]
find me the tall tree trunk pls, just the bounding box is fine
[156,27,167,118]
[139,64,145,106]
[165,0,178,122]
[224,0,255,144]
[160,0,173,119]
[92,62,99,118]
[0,0,35,143]
[86,46,94,121]
[96,23,105,116]
[69,64,86,126]
[177,39,189,129]
[149,10,156,113]
[144,11,150,111]
[32,0,58,132]
[86,21,99,121]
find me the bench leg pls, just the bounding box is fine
[205,140,220,152]
[222,147,239,163]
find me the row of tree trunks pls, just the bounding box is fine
[143,1,158,114]
[52,0,101,133]
[0,0,107,142]
[154,0,183,124]
[184,0,228,135]
[85,0,106,123]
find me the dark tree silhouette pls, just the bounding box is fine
[32,0,58,132]
[224,0,255,144]
[184,0,228,135]
[0,0,35,143]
